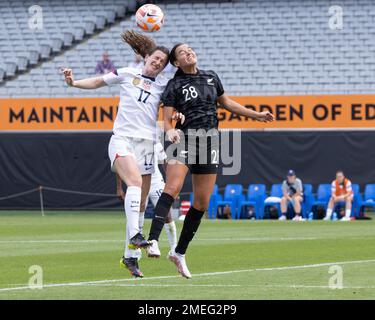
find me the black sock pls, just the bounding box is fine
[148,192,175,241]
[175,206,205,255]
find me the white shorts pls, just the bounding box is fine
[108,135,155,175]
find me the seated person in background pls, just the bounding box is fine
[279,170,304,221]
[323,170,353,221]
[95,51,115,74]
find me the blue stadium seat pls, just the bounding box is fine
[351,184,362,217]
[207,184,221,219]
[270,184,283,198]
[360,184,375,214]
[311,184,331,216]
[238,184,266,219]
[215,184,243,219]
[302,184,314,218]
[263,184,283,218]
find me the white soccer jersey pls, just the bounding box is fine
[103,67,168,141]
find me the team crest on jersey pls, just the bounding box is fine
[132,77,141,86]
[143,80,152,91]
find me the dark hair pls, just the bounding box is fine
[169,43,184,67]
[121,30,169,66]
[169,43,186,77]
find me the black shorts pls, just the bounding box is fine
[167,134,220,174]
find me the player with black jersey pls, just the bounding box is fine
[146,43,274,278]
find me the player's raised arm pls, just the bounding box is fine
[217,93,274,122]
[61,68,107,89]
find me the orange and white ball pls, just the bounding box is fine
[135,4,164,32]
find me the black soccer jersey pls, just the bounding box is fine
[161,69,224,133]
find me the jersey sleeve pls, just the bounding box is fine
[213,71,225,97]
[161,80,177,107]
[102,68,127,86]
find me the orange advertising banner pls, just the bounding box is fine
[0,95,374,132]
[0,98,119,132]
[220,95,375,130]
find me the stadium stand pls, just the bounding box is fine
[1,0,375,96]
[0,0,137,84]
[199,182,372,220]
[1,0,374,217]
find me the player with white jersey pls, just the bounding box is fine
[62,30,174,278]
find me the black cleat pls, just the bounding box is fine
[120,256,144,278]
[128,233,152,249]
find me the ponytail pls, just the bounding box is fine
[121,30,156,58]
[121,30,169,66]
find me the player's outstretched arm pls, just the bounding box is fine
[61,68,107,89]
[217,93,274,122]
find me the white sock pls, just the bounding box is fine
[124,221,141,259]
[164,220,177,250]
[139,211,145,234]
[326,208,333,218]
[124,186,141,239]
[345,209,351,218]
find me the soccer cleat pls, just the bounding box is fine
[128,232,152,250]
[292,215,305,221]
[323,216,331,221]
[147,240,161,258]
[168,250,191,279]
[120,256,143,278]
[340,216,351,221]
[278,215,286,221]
[167,245,177,259]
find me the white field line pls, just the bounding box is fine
[1,259,375,293]
[82,283,375,289]
[0,237,316,244]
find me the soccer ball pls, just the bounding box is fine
[135,4,164,32]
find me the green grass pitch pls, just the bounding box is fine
[0,211,374,300]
